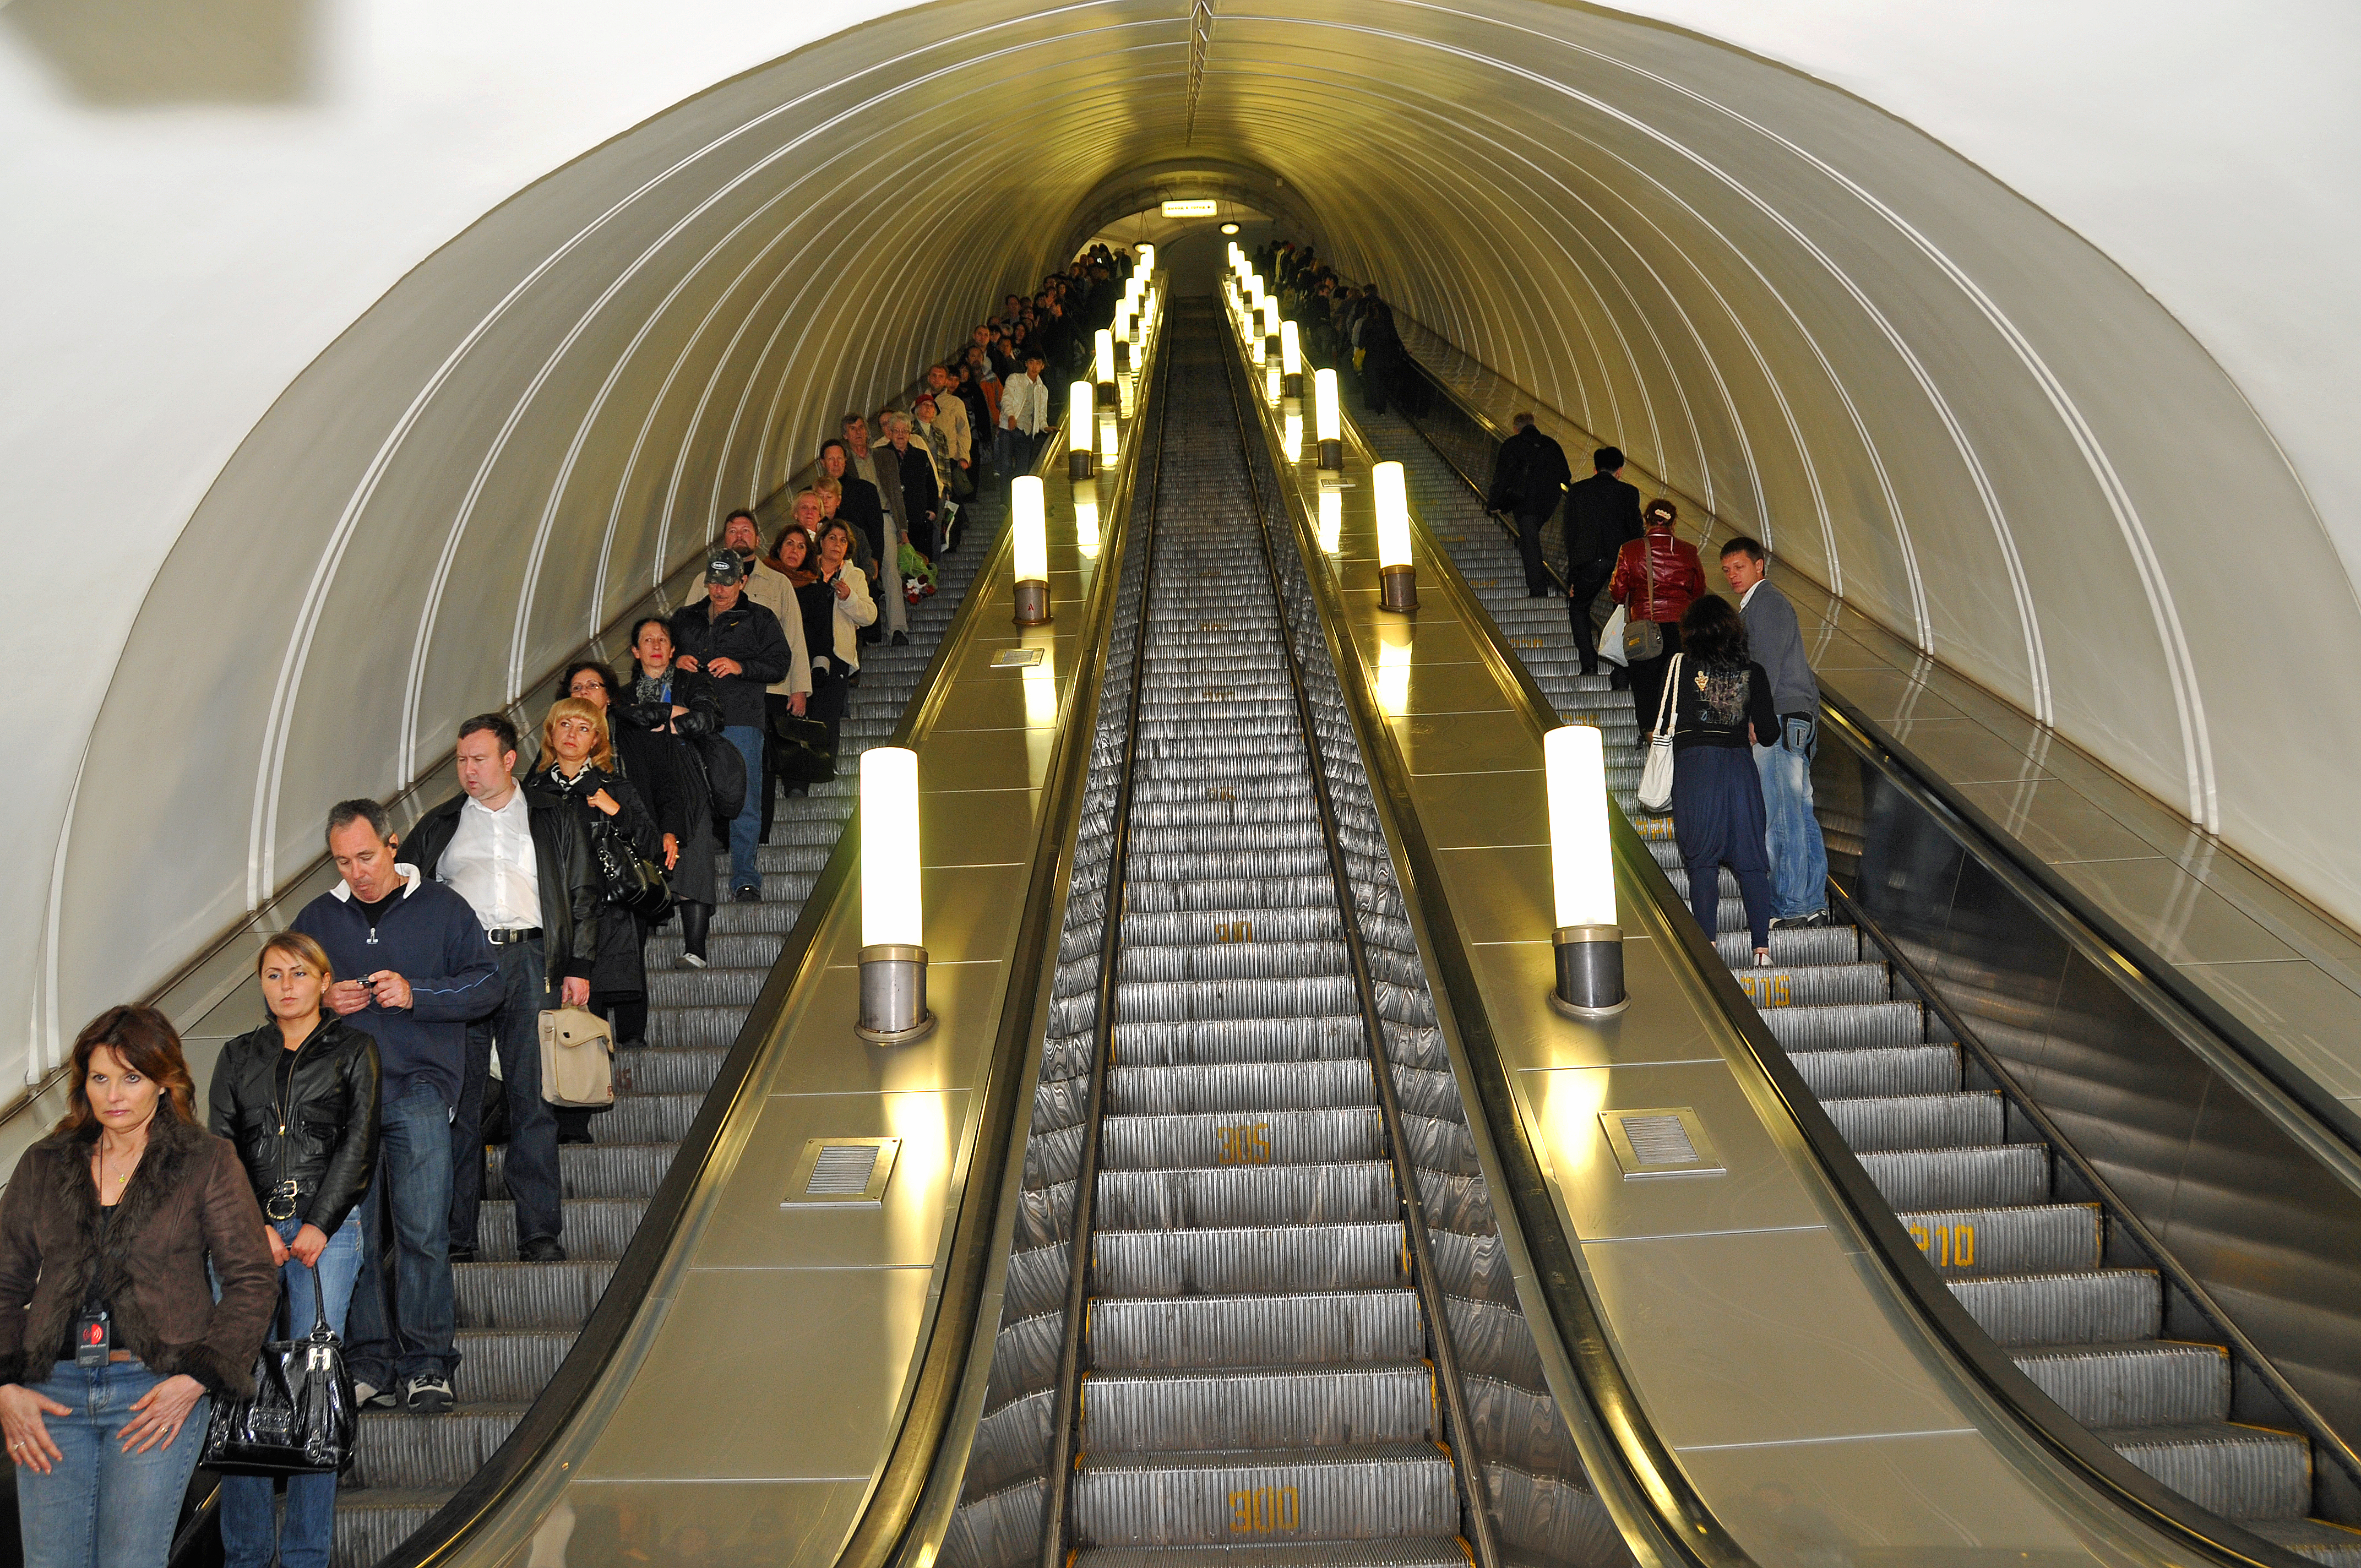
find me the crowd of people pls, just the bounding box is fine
[1491,423,1834,968]
[1244,236,1419,416]
[0,245,1140,1568]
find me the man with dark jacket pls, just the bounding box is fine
[1488,413,1574,597]
[842,415,910,643]
[883,410,942,558]
[293,798,502,1414]
[673,551,791,902]
[819,439,886,567]
[1563,446,1645,679]
[399,712,600,1270]
[1723,536,1831,929]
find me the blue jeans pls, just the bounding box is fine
[450,938,563,1250]
[723,724,765,895]
[14,1360,210,1568]
[344,1085,457,1384]
[1755,714,1830,919]
[218,1215,361,1568]
[995,427,1032,494]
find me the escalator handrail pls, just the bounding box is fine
[1380,388,2333,1567]
[381,413,1082,1568]
[1235,360,1756,1568]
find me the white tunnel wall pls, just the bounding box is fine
[7,0,2358,1088]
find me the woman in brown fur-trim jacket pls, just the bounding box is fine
[0,1005,277,1568]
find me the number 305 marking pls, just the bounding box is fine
[1216,1124,1272,1164]
[1230,1484,1300,1533]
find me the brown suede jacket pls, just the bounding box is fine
[0,1109,277,1396]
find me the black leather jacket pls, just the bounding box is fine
[401,785,603,981]
[205,1016,382,1238]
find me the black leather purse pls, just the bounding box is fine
[199,1266,356,1477]
[591,813,673,922]
[769,711,837,785]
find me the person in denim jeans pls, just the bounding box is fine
[1,1007,277,1568]
[292,800,501,1415]
[671,552,791,902]
[1722,537,1831,927]
[206,933,380,1568]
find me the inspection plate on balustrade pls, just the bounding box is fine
[782,1137,900,1207]
[1600,1108,1723,1179]
[991,648,1045,668]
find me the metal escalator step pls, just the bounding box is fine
[1095,1163,1399,1229]
[1663,866,1743,900]
[1070,1441,1460,1547]
[1486,1460,1623,1566]
[1947,1268,2161,1347]
[1119,908,1343,944]
[331,1491,448,1568]
[1729,962,1892,1009]
[1462,1374,1580,1476]
[644,1004,753,1048]
[448,1329,574,1404]
[1760,1000,1925,1051]
[453,1259,617,1330]
[1118,941,1353,983]
[2014,1341,2229,1427]
[645,965,769,1008]
[2246,1518,2361,1565]
[473,1197,645,1261]
[1715,927,1861,967]
[1101,1108,1385,1169]
[1823,1090,2003,1152]
[1079,1542,1473,1568]
[1446,1297,1543,1390]
[1892,1202,2102,1275]
[346,1404,524,1489]
[1857,1143,2047,1210]
[1427,1227,1521,1305]
[1092,1221,1406,1296]
[1127,825,1330,855]
[1082,1362,1437,1451]
[641,933,782,969]
[1791,1044,1961,1099]
[2099,1422,2313,1520]
[1113,1015,1367,1064]
[703,898,800,934]
[1114,975,1359,1022]
[1089,1289,1425,1370]
[985,1312,1065,1412]
[1127,876,1347,913]
[1110,1061,1377,1115]
[611,1044,727,1093]
[966,1386,1055,1500]
[491,1140,673,1201]
[578,1090,701,1143]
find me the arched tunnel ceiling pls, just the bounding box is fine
[12,0,2361,1074]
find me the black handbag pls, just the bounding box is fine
[199,1266,356,1478]
[769,711,837,785]
[685,729,747,820]
[591,814,673,922]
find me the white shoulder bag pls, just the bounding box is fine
[1634,653,1681,816]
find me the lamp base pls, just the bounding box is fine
[1069,450,1095,483]
[1283,374,1303,400]
[1378,563,1418,613]
[1548,925,1629,1017]
[1317,439,1343,472]
[1013,579,1053,627]
[857,944,937,1043]
[1095,380,1117,411]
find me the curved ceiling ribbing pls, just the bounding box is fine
[43,0,2357,1069]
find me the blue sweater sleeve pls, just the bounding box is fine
[404,907,502,1022]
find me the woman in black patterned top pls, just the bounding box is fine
[1666,596,1778,965]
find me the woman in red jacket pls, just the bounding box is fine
[1610,498,1707,741]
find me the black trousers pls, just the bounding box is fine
[1564,557,1616,674]
[1512,509,1557,594]
[1627,621,1684,737]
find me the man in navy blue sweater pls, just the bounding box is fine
[292,798,499,1414]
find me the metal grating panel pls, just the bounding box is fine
[782,1137,900,1206]
[1600,1108,1723,1179]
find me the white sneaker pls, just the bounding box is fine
[355,1380,398,1411]
[1753,950,1774,968]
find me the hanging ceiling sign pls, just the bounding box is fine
[1159,199,1220,217]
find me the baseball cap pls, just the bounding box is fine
[704,550,743,586]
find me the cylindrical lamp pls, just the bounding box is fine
[1374,460,1417,612]
[1138,242,1155,274]
[1317,482,1343,554]
[1314,368,1343,471]
[1280,321,1303,398]
[1073,476,1101,557]
[857,747,935,1043]
[1094,330,1117,410]
[1067,382,1095,481]
[1011,476,1051,626]
[1282,410,1303,462]
[1544,725,1626,1016]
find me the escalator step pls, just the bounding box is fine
[1760,1001,1925,1052]
[1092,1221,1406,1296]
[1112,1015,1367,1065]
[1070,1441,1460,1547]
[1095,1163,1399,1229]
[1089,1289,1424,1371]
[452,1259,618,1330]
[1729,962,1892,1009]
[1119,940,1352,982]
[1947,1268,2161,1347]
[1101,1108,1385,1169]
[490,1140,673,1201]
[347,1405,524,1490]
[1486,1460,1622,1565]
[2015,1340,2229,1427]
[1893,1202,2102,1275]
[1108,1061,1377,1115]
[2245,1518,2361,1565]
[1823,1090,2003,1152]
[1081,1362,1437,1451]
[1713,927,1860,967]
[1857,1143,2047,1210]
[2099,1422,2313,1520]
[1791,1044,1961,1099]
[1113,975,1359,1022]
[1078,1543,1473,1568]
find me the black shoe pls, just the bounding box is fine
[447,1245,476,1264]
[891,630,910,646]
[787,785,808,798]
[1608,671,1630,690]
[404,1374,454,1415]
[557,1129,595,1146]
[734,885,761,903]
[1771,910,1831,930]
[519,1236,567,1262]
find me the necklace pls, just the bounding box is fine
[96,1136,145,1198]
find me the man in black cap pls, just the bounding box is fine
[1488,412,1574,597]
[1562,445,1644,681]
[671,551,790,901]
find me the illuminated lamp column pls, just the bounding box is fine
[856,746,936,1043]
[1011,475,1052,627]
[1314,368,1342,472]
[1543,724,1627,1016]
[1373,460,1417,613]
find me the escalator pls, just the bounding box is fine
[1353,394,2361,1565]
[330,500,1003,1566]
[940,304,1625,1567]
